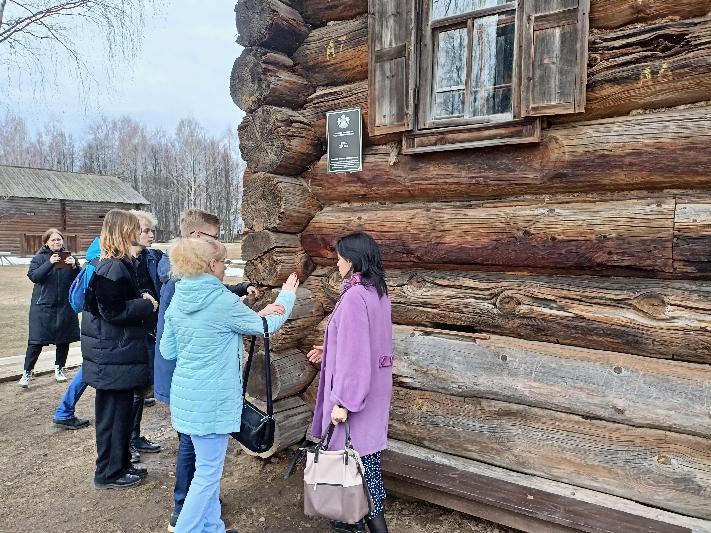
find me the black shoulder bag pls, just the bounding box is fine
[231,317,275,453]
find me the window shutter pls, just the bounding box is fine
[368,0,415,135]
[519,0,590,116]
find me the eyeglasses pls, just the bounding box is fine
[192,230,218,240]
[223,259,232,266]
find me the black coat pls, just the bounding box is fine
[81,257,155,391]
[27,246,80,345]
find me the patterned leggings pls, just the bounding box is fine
[361,452,386,519]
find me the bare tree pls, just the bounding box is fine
[0,1,158,91]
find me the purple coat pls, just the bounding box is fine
[311,281,393,456]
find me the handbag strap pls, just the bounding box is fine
[241,317,274,418]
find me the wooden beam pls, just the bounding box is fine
[304,107,711,204]
[389,387,711,519]
[230,48,313,113]
[299,0,368,26]
[302,192,682,274]
[383,440,711,533]
[244,245,315,286]
[590,0,711,30]
[565,16,711,122]
[242,173,320,233]
[674,195,711,274]
[305,267,711,364]
[234,0,309,55]
[293,15,368,86]
[238,106,322,176]
[392,326,711,437]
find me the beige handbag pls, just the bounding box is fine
[303,422,373,524]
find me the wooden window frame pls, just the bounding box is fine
[404,0,541,154]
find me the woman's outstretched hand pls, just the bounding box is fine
[258,303,285,317]
[281,272,299,293]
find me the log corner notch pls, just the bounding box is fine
[230,48,314,113]
[235,0,310,55]
[242,173,320,234]
[238,106,322,176]
[242,230,316,286]
[298,0,368,26]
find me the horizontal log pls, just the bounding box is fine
[238,106,322,175]
[299,0,368,26]
[384,440,711,533]
[240,395,313,458]
[674,196,711,273]
[590,0,711,30]
[392,326,711,437]
[566,16,711,122]
[242,173,320,233]
[293,15,368,86]
[304,107,711,204]
[307,268,711,364]
[242,231,301,261]
[235,0,309,55]
[389,387,711,519]
[230,48,313,113]
[300,369,320,407]
[246,347,317,401]
[303,193,687,274]
[299,268,339,314]
[244,246,315,286]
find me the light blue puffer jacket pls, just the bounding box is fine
[159,273,295,436]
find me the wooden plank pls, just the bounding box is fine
[384,440,711,533]
[674,195,711,274]
[304,108,711,204]
[392,326,711,437]
[389,387,711,519]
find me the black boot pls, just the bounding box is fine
[366,513,389,533]
[330,520,365,532]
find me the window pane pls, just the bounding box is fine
[434,27,466,117]
[432,0,510,20]
[470,11,515,117]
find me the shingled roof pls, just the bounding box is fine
[0,165,149,204]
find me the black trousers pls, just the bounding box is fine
[94,388,133,483]
[24,342,69,372]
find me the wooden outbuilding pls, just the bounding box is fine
[0,165,149,256]
[232,0,711,531]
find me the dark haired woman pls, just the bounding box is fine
[308,232,393,533]
[19,228,80,388]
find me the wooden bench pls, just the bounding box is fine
[0,252,13,266]
[382,440,710,533]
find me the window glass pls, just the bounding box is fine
[432,0,510,20]
[470,11,515,117]
[434,27,467,117]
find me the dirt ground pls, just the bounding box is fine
[0,369,517,533]
[0,261,517,533]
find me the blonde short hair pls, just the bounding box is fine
[100,209,141,260]
[169,238,227,279]
[179,209,220,238]
[129,209,158,230]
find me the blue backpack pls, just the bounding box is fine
[69,237,101,313]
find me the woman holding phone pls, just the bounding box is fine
[19,228,80,388]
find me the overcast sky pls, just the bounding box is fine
[0,1,245,139]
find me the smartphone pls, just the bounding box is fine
[55,250,72,269]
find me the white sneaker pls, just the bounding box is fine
[18,371,31,388]
[54,366,67,382]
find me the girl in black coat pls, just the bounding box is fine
[19,228,80,388]
[81,209,158,489]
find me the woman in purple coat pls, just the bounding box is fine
[308,232,393,533]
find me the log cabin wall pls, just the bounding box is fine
[0,197,145,255]
[233,0,711,529]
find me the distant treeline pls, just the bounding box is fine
[0,114,245,241]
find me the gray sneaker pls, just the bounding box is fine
[18,371,31,388]
[54,365,67,382]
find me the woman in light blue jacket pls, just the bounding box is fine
[160,237,299,533]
